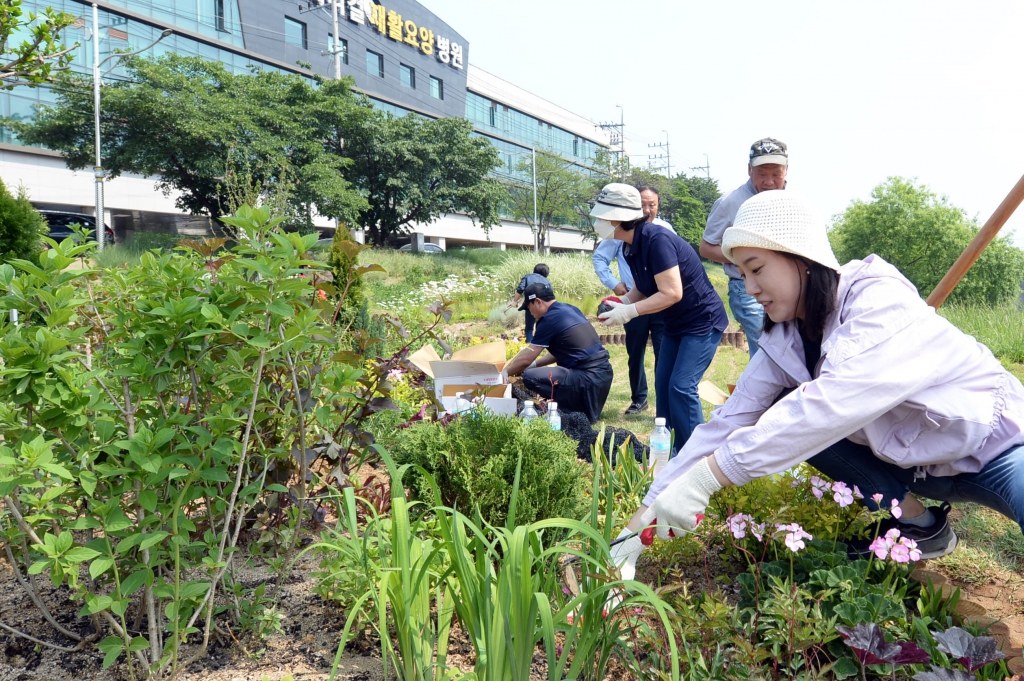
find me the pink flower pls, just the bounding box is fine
[891,499,903,519]
[634,607,643,615]
[810,476,829,499]
[777,523,813,553]
[853,485,864,500]
[387,367,404,382]
[890,543,911,563]
[871,493,884,505]
[885,528,901,543]
[727,513,750,539]
[902,538,922,562]
[868,536,890,560]
[832,482,854,508]
[751,522,767,542]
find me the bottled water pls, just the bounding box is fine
[453,392,472,415]
[520,400,538,421]
[547,401,561,431]
[649,418,672,475]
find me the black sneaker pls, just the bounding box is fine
[624,400,649,415]
[845,502,958,560]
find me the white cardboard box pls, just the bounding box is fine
[409,341,516,416]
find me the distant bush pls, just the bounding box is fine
[392,409,589,527]
[493,251,607,301]
[830,177,1024,306]
[0,179,46,263]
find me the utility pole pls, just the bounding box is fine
[331,0,342,79]
[647,130,671,177]
[532,147,539,254]
[690,153,710,180]
[598,105,626,179]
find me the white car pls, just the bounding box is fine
[399,243,445,253]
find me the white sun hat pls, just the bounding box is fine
[589,183,645,222]
[722,191,841,271]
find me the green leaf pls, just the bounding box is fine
[128,636,149,652]
[98,635,123,669]
[64,547,101,563]
[198,468,231,483]
[27,560,49,575]
[89,557,114,579]
[138,489,158,513]
[79,470,97,496]
[120,568,154,597]
[138,531,169,551]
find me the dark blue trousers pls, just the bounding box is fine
[624,311,664,406]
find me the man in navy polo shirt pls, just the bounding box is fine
[505,282,614,424]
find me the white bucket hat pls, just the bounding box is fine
[589,183,645,222]
[722,191,841,271]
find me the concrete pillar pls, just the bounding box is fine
[429,236,446,250]
[410,232,425,253]
[495,242,507,251]
[352,229,365,245]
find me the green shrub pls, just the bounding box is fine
[0,179,46,263]
[392,409,589,527]
[328,224,365,318]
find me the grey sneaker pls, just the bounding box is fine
[845,502,958,560]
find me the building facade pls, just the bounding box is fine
[1,0,610,250]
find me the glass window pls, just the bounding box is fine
[366,50,383,77]
[327,35,348,64]
[285,17,306,49]
[400,64,415,89]
[215,0,226,32]
[430,76,443,100]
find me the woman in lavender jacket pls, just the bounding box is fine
[612,190,1024,576]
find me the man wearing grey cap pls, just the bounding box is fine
[699,138,788,357]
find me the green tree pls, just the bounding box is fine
[507,150,594,252]
[677,174,721,218]
[1,0,77,90]
[615,169,720,248]
[830,177,1024,305]
[13,55,369,226]
[0,178,45,262]
[344,112,506,246]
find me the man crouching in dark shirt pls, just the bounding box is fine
[504,282,614,423]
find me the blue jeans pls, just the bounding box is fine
[656,330,723,454]
[728,278,765,358]
[808,438,1024,535]
[624,311,665,406]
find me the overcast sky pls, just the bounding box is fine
[422,0,1024,247]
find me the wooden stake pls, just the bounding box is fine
[926,173,1024,309]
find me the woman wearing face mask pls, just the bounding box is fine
[592,183,728,448]
[609,190,1024,580]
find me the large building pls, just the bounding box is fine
[1,0,612,250]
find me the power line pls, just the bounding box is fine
[647,130,671,177]
[690,153,710,180]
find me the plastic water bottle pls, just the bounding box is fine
[454,392,472,415]
[521,401,538,421]
[547,402,561,431]
[650,418,671,475]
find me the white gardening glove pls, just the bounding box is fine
[619,294,631,304]
[639,458,722,540]
[598,301,638,327]
[609,528,643,581]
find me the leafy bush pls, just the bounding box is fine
[327,223,365,318]
[0,179,46,263]
[830,177,1024,306]
[391,408,589,527]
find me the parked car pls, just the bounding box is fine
[398,242,444,253]
[39,210,116,245]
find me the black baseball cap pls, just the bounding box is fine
[749,138,788,167]
[518,282,555,311]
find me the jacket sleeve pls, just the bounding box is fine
[515,275,528,294]
[642,349,795,505]
[591,240,621,291]
[713,283,939,486]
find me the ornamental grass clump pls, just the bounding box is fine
[391,407,589,527]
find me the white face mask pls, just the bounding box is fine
[593,218,616,240]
